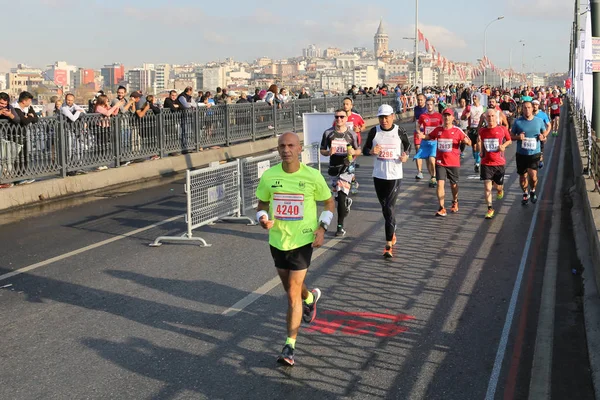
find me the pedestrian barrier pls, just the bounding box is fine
[1,94,405,185]
[149,142,323,246]
[149,160,245,247]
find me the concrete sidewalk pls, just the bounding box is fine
[568,103,600,400]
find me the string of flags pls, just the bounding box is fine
[416,29,528,84]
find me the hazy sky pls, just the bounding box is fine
[3,0,574,73]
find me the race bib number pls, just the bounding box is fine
[437,138,453,153]
[346,121,354,130]
[483,138,500,152]
[331,139,348,155]
[377,144,399,160]
[551,104,559,110]
[521,138,537,151]
[273,194,304,221]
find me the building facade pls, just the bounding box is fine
[374,19,389,58]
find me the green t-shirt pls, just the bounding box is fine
[256,163,332,251]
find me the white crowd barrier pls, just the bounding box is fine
[150,142,322,247]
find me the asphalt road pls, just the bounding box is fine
[0,117,593,400]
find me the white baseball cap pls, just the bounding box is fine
[377,104,394,116]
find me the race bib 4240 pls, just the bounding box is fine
[273,193,304,221]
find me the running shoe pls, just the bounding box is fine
[436,207,447,217]
[391,233,397,246]
[345,197,353,213]
[485,208,495,219]
[383,245,393,259]
[415,172,424,180]
[496,190,504,200]
[474,164,480,173]
[538,160,544,169]
[429,177,437,188]
[450,201,459,213]
[522,192,530,205]
[530,191,538,204]
[277,344,295,366]
[552,130,558,137]
[302,288,321,323]
[335,226,346,237]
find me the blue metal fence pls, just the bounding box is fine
[0,94,401,184]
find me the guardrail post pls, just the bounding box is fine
[324,95,328,112]
[225,104,231,146]
[114,115,121,167]
[158,111,165,158]
[194,108,201,152]
[292,102,297,132]
[251,103,256,141]
[310,98,314,112]
[58,117,67,178]
[272,105,278,136]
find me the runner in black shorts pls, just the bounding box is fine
[256,132,335,366]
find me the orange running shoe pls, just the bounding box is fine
[436,207,447,217]
[450,201,459,213]
[383,245,393,258]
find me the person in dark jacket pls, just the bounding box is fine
[0,92,20,125]
[163,90,181,112]
[10,91,39,183]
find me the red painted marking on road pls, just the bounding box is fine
[503,135,561,400]
[323,310,415,322]
[304,311,414,337]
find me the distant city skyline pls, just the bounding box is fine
[3,0,573,73]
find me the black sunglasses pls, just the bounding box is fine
[334,115,346,119]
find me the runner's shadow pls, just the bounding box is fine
[82,336,340,400]
[105,270,274,307]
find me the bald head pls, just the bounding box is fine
[277,132,302,164]
[278,132,300,146]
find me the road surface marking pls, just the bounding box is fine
[0,215,183,283]
[484,137,558,400]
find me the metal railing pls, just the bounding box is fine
[0,94,407,185]
[569,94,600,191]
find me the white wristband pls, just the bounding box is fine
[319,210,334,226]
[256,210,269,222]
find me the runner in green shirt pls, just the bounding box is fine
[256,132,334,366]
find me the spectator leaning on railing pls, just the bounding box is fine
[0,92,20,125]
[62,93,88,175]
[178,87,197,109]
[11,91,39,184]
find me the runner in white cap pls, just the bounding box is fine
[362,104,410,258]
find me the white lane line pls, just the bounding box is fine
[528,132,566,398]
[0,215,183,283]
[484,137,558,400]
[221,236,346,317]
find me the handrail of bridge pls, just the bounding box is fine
[0,94,415,185]
[569,93,600,192]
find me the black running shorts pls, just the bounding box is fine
[515,153,541,175]
[551,114,560,120]
[480,164,505,185]
[270,243,313,271]
[468,128,479,144]
[435,166,460,185]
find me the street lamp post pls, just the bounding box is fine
[415,0,420,89]
[483,16,504,86]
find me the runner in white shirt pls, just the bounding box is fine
[463,93,484,172]
[362,104,410,259]
[454,98,469,159]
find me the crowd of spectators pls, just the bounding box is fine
[1,84,411,189]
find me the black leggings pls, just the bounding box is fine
[373,177,402,241]
[336,191,348,226]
